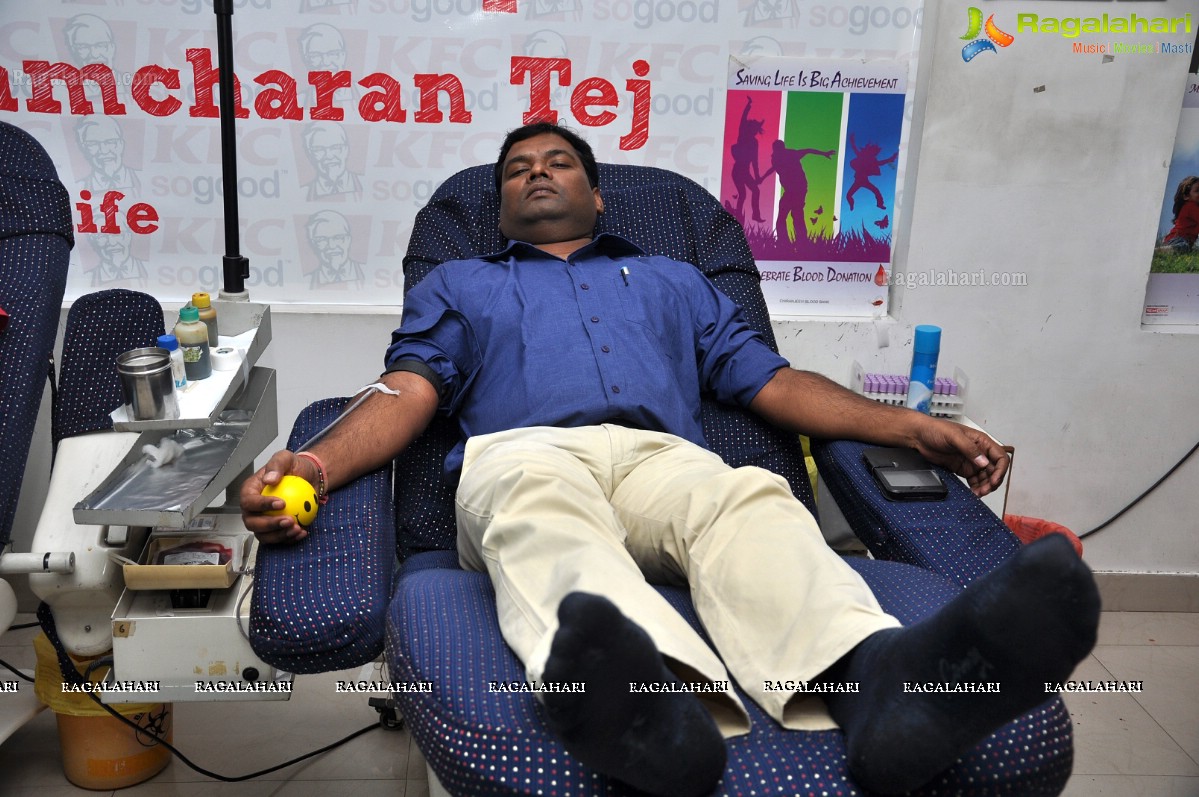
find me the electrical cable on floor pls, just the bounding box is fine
[0,655,34,682]
[35,602,390,783]
[1078,437,1199,539]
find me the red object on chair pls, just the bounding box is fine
[1004,514,1084,557]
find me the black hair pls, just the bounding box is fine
[494,121,599,193]
[1172,175,1199,222]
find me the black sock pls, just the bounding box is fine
[818,534,1100,795]
[540,592,726,797]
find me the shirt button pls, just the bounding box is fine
[591,316,600,323]
[581,284,590,290]
[611,385,621,394]
[601,345,611,353]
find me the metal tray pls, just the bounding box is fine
[72,367,277,529]
[113,301,272,431]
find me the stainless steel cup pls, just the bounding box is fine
[116,347,179,421]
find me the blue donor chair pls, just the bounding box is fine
[250,163,1075,796]
[0,122,72,626]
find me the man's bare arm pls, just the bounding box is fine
[240,369,440,543]
[749,367,1008,496]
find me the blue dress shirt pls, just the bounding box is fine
[385,234,788,473]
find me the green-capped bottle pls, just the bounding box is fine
[174,305,212,380]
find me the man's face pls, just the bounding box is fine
[92,228,131,263]
[68,21,114,67]
[497,133,602,245]
[302,28,346,71]
[307,128,347,180]
[81,121,124,175]
[309,218,350,267]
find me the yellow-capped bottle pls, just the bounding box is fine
[174,305,212,380]
[191,292,218,347]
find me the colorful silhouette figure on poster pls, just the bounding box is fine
[845,134,897,212]
[728,98,767,224]
[760,139,835,246]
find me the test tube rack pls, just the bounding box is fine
[849,361,968,419]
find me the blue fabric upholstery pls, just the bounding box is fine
[389,554,1073,797]
[248,398,396,672]
[53,289,165,444]
[0,122,71,547]
[811,438,1022,589]
[251,161,1075,795]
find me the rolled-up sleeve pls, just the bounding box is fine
[384,271,482,414]
[692,276,788,408]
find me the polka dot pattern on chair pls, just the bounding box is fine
[0,122,72,547]
[251,161,1076,796]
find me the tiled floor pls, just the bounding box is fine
[1,611,1196,796]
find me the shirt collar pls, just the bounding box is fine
[482,232,646,262]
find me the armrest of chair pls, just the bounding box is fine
[249,398,396,673]
[811,438,1021,589]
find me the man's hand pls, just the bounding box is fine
[910,417,1009,497]
[240,449,320,545]
[238,371,439,546]
[750,369,1010,497]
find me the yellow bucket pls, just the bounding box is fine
[33,633,173,790]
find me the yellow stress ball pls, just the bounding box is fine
[262,474,319,528]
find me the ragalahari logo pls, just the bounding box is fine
[961,7,1014,62]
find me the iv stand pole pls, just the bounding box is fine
[214,0,249,300]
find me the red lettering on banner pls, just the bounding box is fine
[25,62,126,116]
[511,56,570,125]
[0,68,15,113]
[126,202,161,234]
[413,73,471,124]
[483,0,518,12]
[358,73,407,123]
[75,190,159,236]
[75,190,98,234]
[571,77,618,127]
[1,47,651,150]
[511,57,652,151]
[310,71,352,121]
[254,70,304,121]
[133,65,182,117]
[621,60,651,151]
[187,48,249,120]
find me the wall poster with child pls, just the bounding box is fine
[1144,67,1199,325]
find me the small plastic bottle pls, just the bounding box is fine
[904,325,941,414]
[157,333,188,391]
[174,305,212,381]
[191,292,219,347]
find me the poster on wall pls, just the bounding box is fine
[1144,70,1199,325]
[721,55,905,316]
[0,1,924,310]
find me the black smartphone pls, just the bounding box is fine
[862,447,948,501]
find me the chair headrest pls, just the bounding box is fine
[0,122,74,247]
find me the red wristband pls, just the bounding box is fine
[295,451,330,505]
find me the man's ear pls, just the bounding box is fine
[594,187,604,216]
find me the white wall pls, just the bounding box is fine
[11,0,1199,592]
[781,0,1199,574]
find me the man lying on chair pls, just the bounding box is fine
[241,121,1099,797]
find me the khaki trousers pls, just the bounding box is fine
[454,425,900,735]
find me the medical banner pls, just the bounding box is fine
[0,1,924,311]
[722,55,905,315]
